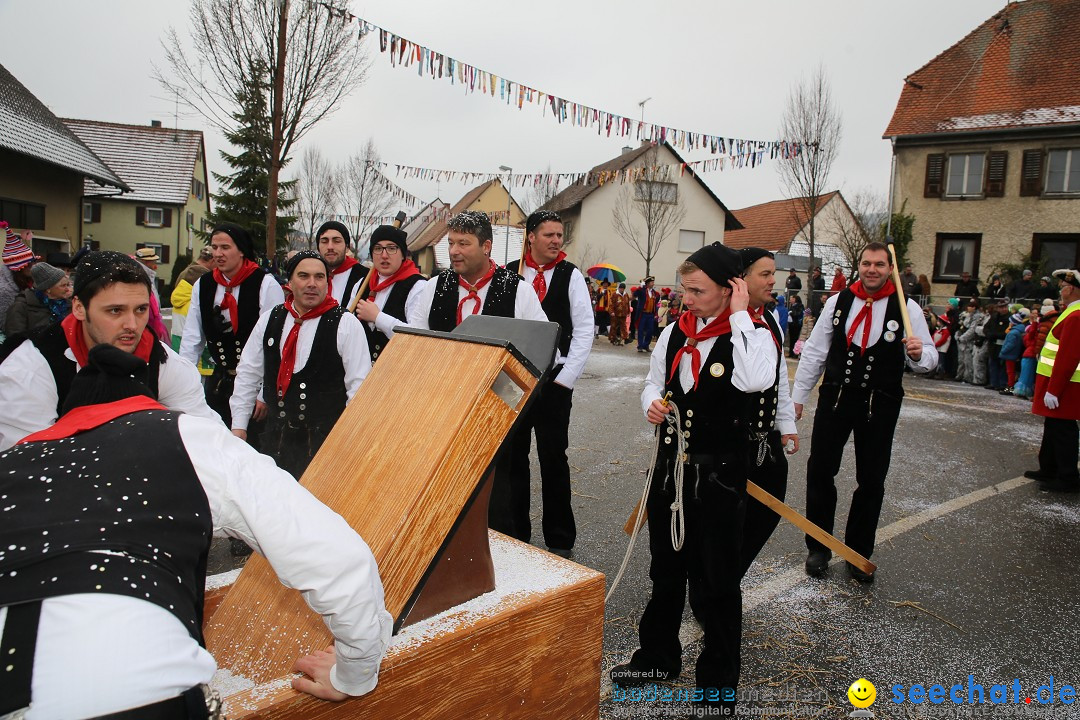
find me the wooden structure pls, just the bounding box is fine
[203,323,605,719]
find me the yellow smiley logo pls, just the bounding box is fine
[848,678,876,708]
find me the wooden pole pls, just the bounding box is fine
[347,211,407,313]
[886,239,914,338]
[517,234,529,276]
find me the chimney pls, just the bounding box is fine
[151,120,162,128]
[621,146,633,155]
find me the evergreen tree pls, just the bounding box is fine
[206,63,295,260]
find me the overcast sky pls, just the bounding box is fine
[2,0,1008,215]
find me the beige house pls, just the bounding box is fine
[63,119,211,286]
[884,0,1080,298]
[0,64,127,259]
[543,142,739,288]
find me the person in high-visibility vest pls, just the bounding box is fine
[1025,268,1080,493]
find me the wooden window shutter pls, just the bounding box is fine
[985,151,1007,197]
[1020,149,1044,196]
[91,203,101,223]
[924,154,945,198]
[135,206,145,225]
[163,209,172,227]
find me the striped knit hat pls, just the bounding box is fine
[2,222,34,271]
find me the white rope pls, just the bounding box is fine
[606,401,686,603]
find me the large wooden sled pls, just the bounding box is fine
[202,317,605,719]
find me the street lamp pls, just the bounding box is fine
[499,165,512,264]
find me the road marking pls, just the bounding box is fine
[903,393,1009,414]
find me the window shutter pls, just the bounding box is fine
[163,209,172,228]
[91,203,101,223]
[135,206,145,225]
[1020,150,1044,196]
[924,154,945,198]
[985,151,1007,197]
[159,245,171,263]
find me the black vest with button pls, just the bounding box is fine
[428,266,520,332]
[745,310,783,434]
[0,409,212,644]
[506,259,576,356]
[359,273,424,363]
[335,263,369,307]
[198,269,267,373]
[823,289,906,396]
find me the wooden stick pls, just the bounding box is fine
[885,239,914,338]
[517,235,529,275]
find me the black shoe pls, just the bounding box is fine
[846,562,875,583]
[804,551,830,577]
[1038,478,1080,493]
[230,538,253,557]
[1024,469,1053,481]
[548,546,573,560]
[610,662,674,688]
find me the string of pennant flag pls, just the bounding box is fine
[317,3,802,162]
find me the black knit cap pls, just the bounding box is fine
[369,225,409,259]
[686,242,743,288]
[211,222,256,261]
[316,221,351,245]
[72,250,147,297]
[61,344,153,415]
[525,210,562,235]
[738,247,774,270]
[284,250,329,279]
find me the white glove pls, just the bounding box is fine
[1044,392,1060,410]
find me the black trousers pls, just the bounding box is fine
[205,371,262,452]
[1038,416,1080,481]
[804,384,902,560]
[633,458,746,695]
[739,431,787,577]
[492,376,576,550]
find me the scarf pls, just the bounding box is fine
[329,256,359,295]
[524,251,565,302]
[36,289,71,321]
[456,260,496,326]
[367,259,421,300]
[61,314,156,368]
[845,279,896,355]
[669,309,733,391]
[212,260,261,333]
[277,295,339,398]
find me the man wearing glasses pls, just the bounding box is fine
[354,224,426,364]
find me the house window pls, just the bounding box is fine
[932,233,982,283]
[83,203,93,223]
[0,197,45,230]
[192,178,205,200]
[201,218,210,233]
[635,181,677,205]
[1033,234,1080,270]
[678,229,705,253]
[186,211,194,230]
[946,153,985,197]
[145,208,164,227]
[1046,149,1080,194]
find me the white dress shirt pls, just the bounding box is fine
[362,274,427,340]
[2,412,392,719]
[0,341,221,451]
[178,272,286,365]
[516,264,594,389]
[792,293,938,405]
[406,271,549,329]
[229,308,371,431]
[329,264,366,309]
[757,313,797,437]
[641,311,778,419]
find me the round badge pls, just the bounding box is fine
[709,363,725,378]
[884,330,896,342]
[267,338,275,346]
[886,320,899,331]
[833,318,840,326]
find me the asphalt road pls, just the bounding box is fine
[208,335,1080,719]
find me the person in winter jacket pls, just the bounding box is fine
[982,300,1011,391]
[998,308,1030,394]
[931,313,952,379]
[1014,310,1040,399]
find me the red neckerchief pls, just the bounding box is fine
[61,314,155,368]
[748,306,781,350]
[524,251,566,302]
[367,259,421,301]
[277,295,339,398]
[669,309,733,391]
[212,260,260,333]
[329,256,359,296]
[846,279,897,355]
[18,396,165,444]
[457,260,496,325]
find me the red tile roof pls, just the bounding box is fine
[724,192,839,251]
[885,0,1080,137]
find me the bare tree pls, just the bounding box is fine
[292,145,337,249]
[830,188,886,274]
[524,166,563,214]
[778,64,842,310]
[336,139,395,258]
[611,149,687,277]
[158,0,369,257]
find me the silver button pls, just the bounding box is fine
[299,393,306,400]
[758,410,764,417]
[759,398,765,404]
[664,437,672,445]
[298,414,305,421]
[299,405,306,411]
[686,410,694,418]
[299,383,306,390]
[685,420,692,428]
[278,411,285,418]
[277,401,284,408]
[667,427,674,435]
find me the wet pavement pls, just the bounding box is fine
[208,336,1080,719]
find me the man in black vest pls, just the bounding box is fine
[318,221,368,308]
[406,210,546,331]
[179,223,285,432]
[502,210,594,558]
[354,223,426,364]
[793,242,937,582]
[230,251,370,479]
[0,344,391,718]
[0,250,218,450]
[611,243,777,714]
